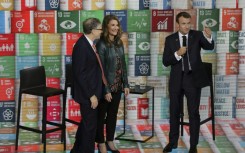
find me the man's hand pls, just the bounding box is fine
[90,95,98,109]
[203,26,212,38]
[177,47,187,56]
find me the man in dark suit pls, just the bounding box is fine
[70,18,104,153]
[162,12,214,153]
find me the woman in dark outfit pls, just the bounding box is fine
[95,15,130,153]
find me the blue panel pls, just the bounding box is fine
[46,0,60,10]
[135,54,151,76]
[104,10,127,32]
[0,101,15,122]
[15,56,39,78]
[139,0,150,10]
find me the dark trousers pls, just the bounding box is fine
[72,101,98,153]
[96,91,122,143]
[169,73,201,147]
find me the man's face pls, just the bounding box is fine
[93,24,103,39]
[177,16,191,35]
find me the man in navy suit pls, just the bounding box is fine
[71,18,103,153]
[162,12,214,153]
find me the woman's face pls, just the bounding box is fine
[107,19,119,38]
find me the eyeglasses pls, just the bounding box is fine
[94,28,103,31]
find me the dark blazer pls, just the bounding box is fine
[72,35,103,103]
[96,39,129,94]
[162,30,214,91]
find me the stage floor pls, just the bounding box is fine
[2,119,245,153]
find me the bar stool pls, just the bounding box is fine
[15,66,66,152]
[180,62,215,140]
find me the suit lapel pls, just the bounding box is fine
[82,35,96,55]
[188,30,193,52]
[173,32,180,51]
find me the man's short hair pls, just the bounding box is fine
[176,12,191,23]
[83,18,101,34]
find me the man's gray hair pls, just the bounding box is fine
[83,18,101,34]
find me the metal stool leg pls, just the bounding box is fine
[15,93,22,150]
[62,92,67,151]
[180,94,184,136]
[43,98,47,153]
[210,77,215,140]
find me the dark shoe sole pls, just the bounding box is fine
[163,144,178,152]
[105,142,120,153]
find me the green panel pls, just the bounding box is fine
[198,139,210,147]
[229,31,239,53]
[79,10,104,33]
[141,142,162,149]
[57,11,80,33]
[159,55,170,76]
[0,122,15,128]
[128,32,150,54]
[21,122,38,127]
[127,10,150,32]
[0,56,15,78]
[136,32,150,54]
[0,139,15,145]
[116,138,138,148]
[218,148,237,153]
[16,34,38,56]
[19,130,40,143]
[41,56,61,77]
[198,9,219,31]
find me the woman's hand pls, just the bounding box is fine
[105,93,112,102]
[124,88,130,96]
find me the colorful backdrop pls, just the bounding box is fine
[1,0,245,152]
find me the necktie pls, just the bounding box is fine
[182,36,191,73]
[92,45,108,85]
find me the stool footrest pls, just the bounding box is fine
[200,117,212,125]
[180,121,189,126]
[19,125,64,134]
[180,117,213,126]
[46,127,64,133]
[19,125,42,133]
[46,121,63,127]
[65,118,79,125]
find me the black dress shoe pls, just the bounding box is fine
[189,146,197,153]
[105,142,120,153]
[163,143,177,152]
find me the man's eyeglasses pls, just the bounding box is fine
[94,28,103,31]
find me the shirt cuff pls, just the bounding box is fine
[202,31,213,43]
[175,52,182,61]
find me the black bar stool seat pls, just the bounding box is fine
[15,66,66,152]
[180,62,215,140]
